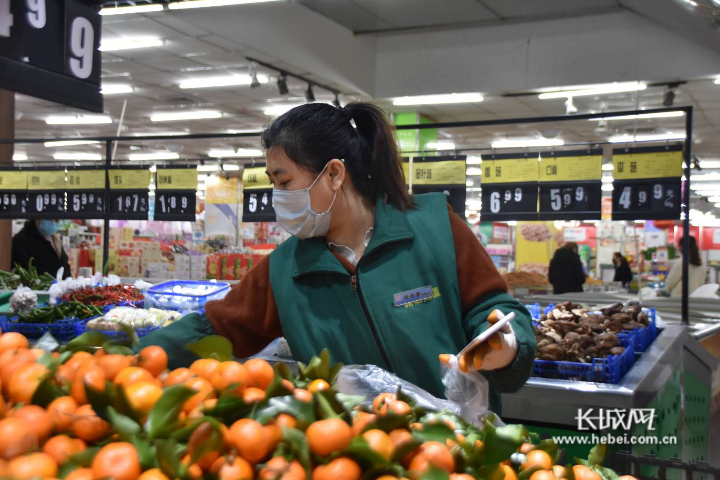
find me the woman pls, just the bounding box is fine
[665,236,706,297]
[613,252,633,288]
[141,103,536,413]
[11,219,71,278]
[548,242,585,294]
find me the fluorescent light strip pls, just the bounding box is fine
[465,156,482,165]
[392,93,483,106]
[150,110,222,122]
[264,104,301,116]
[602,164,614,171]
[601,176,614,183]
[46,115,112,125]
[101,84,135,95]
[128,152,180,161]
[601,184,614,191]
[715,79,720,85]
[608,132,685,143]
[100,4,164,15]
[466,168,482,176]
[100,37,164,52]
[538,82,646,99]
[708,197,720,203]
[132,131,190,137]
[223,165,241,171]
[169,0,280,9]
[179,75,269,89]
[699,160,720,169]
[197,165,220,172]
[425,142,455,150]
[44,140,100,147]
[591,111,685,121]
[54,153,103,161]
[13,153,27,161]
[208,149,263,158]
[491,139,565,148]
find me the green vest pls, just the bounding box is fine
[269,194,468,398]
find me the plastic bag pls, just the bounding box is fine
[245,338,294,364]
[690,283,719,298]
[9,286,37,314]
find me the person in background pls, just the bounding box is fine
[613,252,633,288]
[665,236,706,297]
[548,242,586,294]
[11,220,71,278]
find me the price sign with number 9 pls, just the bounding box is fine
[69,17,94,79]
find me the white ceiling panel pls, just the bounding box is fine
[480,0,618,18]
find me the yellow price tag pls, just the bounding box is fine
[242,167,271,190]
[0,171,27,190]
[66,170,106,190]
[612,150,683,180]
[539,155,602,182]
[402,160,466,185]
[109,169,151,190]
[482,157,539,184]
[27,170,65,190]
[156,169,198,190]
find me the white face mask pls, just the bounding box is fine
[272,161,338,239]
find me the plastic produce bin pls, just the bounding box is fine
[73,321,161,340]
[144,280,231,312]
[0,315,89,341]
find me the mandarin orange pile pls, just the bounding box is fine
[0,329,635,480]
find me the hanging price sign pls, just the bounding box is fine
[242,166,275,222]
[538,150,603,220]
[154,168,197,221]
[406,156,467,217]
[612,146,683,221]
[108,168,150,220]
[0,170,27,218]
[26,169,65,218]
[66,168,105,219]
[481,154,539,221]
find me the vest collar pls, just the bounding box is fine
[292,197,414,278]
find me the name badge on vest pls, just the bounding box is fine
[393,285,441,308]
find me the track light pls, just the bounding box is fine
[277,74,289,95]
[305,84,315,103]
[663,89,675,107]
[565,97,578,114]
[249,62,260,89]
[333,94,341,108]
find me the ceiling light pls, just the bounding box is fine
[150,110,222,122]
[691,183,720,190]
[277,74,289,95]
[208,148,263,158]
[53,153,103,161]
[538,82,646,99]
[466,156,482,165]
[44,140,100,147]
[305,84,315,103]
[715,78,720,85]
[99,37,164,52]
[426,142,455,150]
[602,176,614,183]
[699,160,720,169]
[591,111,685,121]
[225,129,262,134]
[150,165,157,173]
[709,197,720,203]
[688,172,720,182]
[101,84,135,95]
[601,184,614,191]
[131,131,190,137]
[100,4,164,15]
[466,180,474,187]
[223,164,241,171]
[128,152,180,161]
[466,168,482,176]
[491,138,565,148]
[169,0,280,10]
[634,220,646,224]
[264,104,297,116]
[392,93,483,106]
[602,163,614,171]
[683,0,698,6]
[197,165,220,172]
[13,153,27,161]
[46,115,112,125]
[608,132,685,143]
[178,74,269,89]
[333,94,341,108]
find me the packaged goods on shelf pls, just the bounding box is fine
[502,270,550,286]
[206,252,263,281]
[144,280,230,312]
[85,306,181,331]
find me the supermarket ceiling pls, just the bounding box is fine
[9,0,720,169]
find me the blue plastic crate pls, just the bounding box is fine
[144,280,230,312]
[73,321,161,340]
[0,315,88,341]
[624,308,658,353]
[533,336,635,384]
[524,303,542,320]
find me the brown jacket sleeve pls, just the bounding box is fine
[204,254,283,358]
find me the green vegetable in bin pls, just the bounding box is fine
[0,258,56,291]
[14,301,103,324]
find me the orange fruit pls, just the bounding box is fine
[47,396,79,433]
[71,363,106,405]
[308,379,330,393]
[572,466,602,480]
[243,387,266,403]
[552,466,565,478]
[97,354,133,381]
[125,381,163,414]
[64,351,94,372]
[92,442,141,480]
[450,475,475,480]
[187,422,222,470]
[183,376,216,413]
[0,417,38,459]
[281,379,295,392]
[56,364,75,385]
[389,429,413,450]
[0,349,35,388]
[618,477,639,480]
[0,332,29,354]
[190,358,221,381]
[43,435,86,464]
[8,452,58,479]
[188,398,219,419]
[383,400,411,416]
[66,467,94,480]
[164,367,197,386]
[181,455,203,480]
[229,418,270,463]
[530,471,557,480]
[71,404,111,443]
[372,393,396,413]
[501,464,518,480]
[211,361,248,395]
[276,413,297,430]
[408,441,455,477]
[519,443,534,454]
[376,477,400,480]
[12,405,53,442]
[313,457,361,480]
[352,412,377,436]
[521,450,553,471]
[259,457,305,480]
[244,358,274,390]
[294,388,312,402]
[8,362,48,404]
[114,366,154,388]
[306,418,353,457]
[137,346,168,377]
[363,429,393,460]
[210,455,254,480]
[139,468,171,480]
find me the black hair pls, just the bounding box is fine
[679,236,702,267]
[261,102,412,212]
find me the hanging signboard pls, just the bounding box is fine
[538,150,603,220]
[0,0,102,112]
[404,155,467,217]
[481,153,539,221]
[242,166,275,222]
[25,169,65,218]
[108,168,150,220]
[0,169,27,218]
[611,146,683,221]
[65,168,104,219]
[154,167,197,221]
